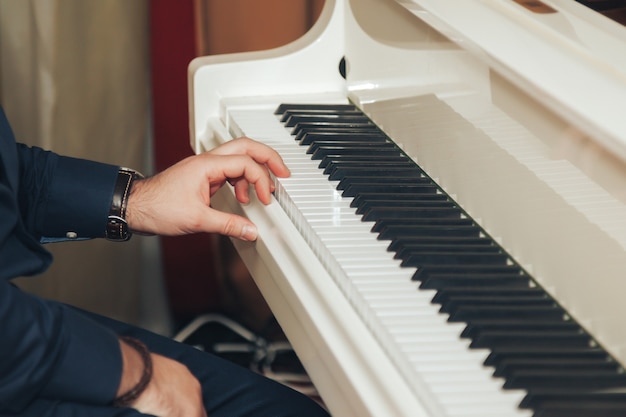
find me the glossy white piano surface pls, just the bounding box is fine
[189,1,626,416]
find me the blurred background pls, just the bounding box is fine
[0,0,322,337]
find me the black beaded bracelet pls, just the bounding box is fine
[114,336,153,407]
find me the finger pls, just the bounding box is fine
[211,138,291,178]
[233,178,250,204]
[204,207,258,241]
[215,156,275,204]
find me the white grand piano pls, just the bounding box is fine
[187,1,626,416]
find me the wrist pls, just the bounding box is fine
[115,336,153,407]
[106,168,143,241]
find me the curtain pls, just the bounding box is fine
[0,0,161,330]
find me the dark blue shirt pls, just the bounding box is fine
[0,108,124,412]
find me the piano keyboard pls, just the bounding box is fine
[226,103,626,417]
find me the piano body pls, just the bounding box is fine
[188,1,626,416]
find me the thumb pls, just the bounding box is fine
[205,207,258,241]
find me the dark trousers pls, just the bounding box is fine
[9,308,330,417]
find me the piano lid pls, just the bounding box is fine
[344,0,626,163]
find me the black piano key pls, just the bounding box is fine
[447,304,566,322]
[536,409,626,417]
[337,181,430,198]
[294,126,383,141]
[320,158,423,175]
[484,347,610,368]
[395,241,497,261]
[522,391,626,412]
[319,155,410,169]
[362,206,464,222]
[298,131,388,145]
[470,330,593,349]
[439,292,552,313]
[284,114,372,127]
[388,236,492,252]
[292,122,376,136]
[280,108,363,123]
[344,184,437,198]
[356,199,455,215]
[402,250,510,268]
[326,162,418,180]
[339,177,433,192]
[434,287,545,306]
[307,140,392,154]
[274,103,357,115]
[504,369,626,390]
[376,222,479,239]
[413,273,528,290]
[310,144,399,159]
[494,356,620,379]
[352,192,446,207]
[413,264,525,281]
[400,245,504,266]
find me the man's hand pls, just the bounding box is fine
[126,137,290,241]
[117,339,206,417]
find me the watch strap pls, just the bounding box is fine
[106,168,143,241]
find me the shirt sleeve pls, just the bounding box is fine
[0,281,123,412]
[16,143,119,240]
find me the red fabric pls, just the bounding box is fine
[149,0,219,320]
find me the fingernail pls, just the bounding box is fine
[241,224,258,241]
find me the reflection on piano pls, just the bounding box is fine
[187,0,626,416]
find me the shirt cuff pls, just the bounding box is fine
[39,156,119,239]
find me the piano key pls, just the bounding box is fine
[413,264,525,280]
[227,104,626,416]
[493,356,620,379]
[344,183,437,198]
[310,145,402,159]
[376,223,479,240]
[324,157,416,171]
[326,163,418,180]
[397,243,503,264]
[293,125,383,141]
[434,287,546,306]
[448,304,567,322]
[469,330,593,349]
[284,114,373,127]
[319,154,410,169]
[419,273,533,290]
[339,176,434,191]
[484,347,611,368]
[352,191,446,206]
[298,131,388,145]
[274,103,358,115]
[362,206,464,222]
[402,250,510,267]
[504,369,626,390]
[292,121,377,136]
[389,236,494,253]
[280,108,364,122]
[521,391,626,412]
[307,140,398,154]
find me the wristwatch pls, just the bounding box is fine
[105,167,144,241]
